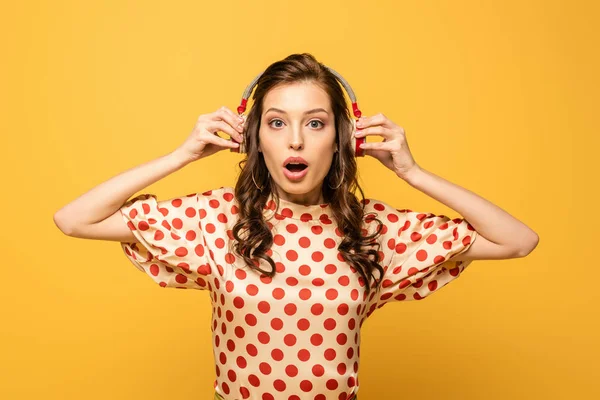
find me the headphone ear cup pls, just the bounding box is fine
[351,118,366,157]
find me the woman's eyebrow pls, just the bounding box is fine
[265,107,329,115]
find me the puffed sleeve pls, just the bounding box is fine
[372,210,478,309]
[119,192,215,290]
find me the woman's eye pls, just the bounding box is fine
[268,119,324,129]
[269,119,284,128]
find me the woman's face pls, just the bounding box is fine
[258,81,337,205]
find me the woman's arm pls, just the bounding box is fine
[53,149,191,236]
[403,166,539,260]
[352,112,538,261]
[53,106,246,241]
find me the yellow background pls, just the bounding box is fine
[1,0,597,398]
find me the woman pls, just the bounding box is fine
[54,53,539,400]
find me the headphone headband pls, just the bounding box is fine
[236,66,362,119]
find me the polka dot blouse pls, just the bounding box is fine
[119,186,478,400]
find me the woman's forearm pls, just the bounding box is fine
[54,149,191,231]
[403,165,539,251]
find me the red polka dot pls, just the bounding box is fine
[284,334,297,346]
[171,198,183,207]
[395,242,407,254]
[300,213,313,222]
[258,301,271,313]
[324,264,337,274]
[311,251,324,262]
[294,237,310,249]
[325,288,338,300]
[274,234,286,246]
[172,218,183,229]
[387,213,399,222]
[175,246,188,257]
[225,253,235,264]
[311,304,324,316]
[323,318,337,330]
[286,250,298,261]
[223,192,234,202]
[149,264,160,276]
[324,238,336,249]
[299,265,311,276]
[286,224,298,233]
[205,223,216,233]
[271,318,283,330]
[284,303,297,316]
[298,349,311,361]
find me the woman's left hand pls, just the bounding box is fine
[354,113,421,181]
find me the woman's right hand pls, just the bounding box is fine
[174,106,245,163]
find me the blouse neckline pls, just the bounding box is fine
[263,191,334,222]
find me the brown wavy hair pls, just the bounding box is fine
[231,53,385,297]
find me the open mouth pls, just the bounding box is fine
[285,164,308,172]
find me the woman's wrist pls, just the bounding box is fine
[168,148,195,169]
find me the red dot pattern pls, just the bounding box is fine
[118,187,478,399]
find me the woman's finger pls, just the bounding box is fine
[354,126,393,138]
[212,107,245,134]
[359,141,391,150]
[357,113,394,129]
[207,119,244,142]
[205,128,240,148]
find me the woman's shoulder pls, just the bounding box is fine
[195,186,238,219]
[360,196,412,220]
[198,186,235,199]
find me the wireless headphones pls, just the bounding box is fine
[230,66,366,157]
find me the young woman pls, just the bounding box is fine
[54,53,539,400]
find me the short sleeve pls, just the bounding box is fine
[119,192,215,290]
[372,210,478,309]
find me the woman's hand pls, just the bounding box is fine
[354,113,421,181]
[174,106,245,163]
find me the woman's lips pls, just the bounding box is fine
[282,166,309,181]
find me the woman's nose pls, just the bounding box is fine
[289,141,304,150]
[289,127,304,150]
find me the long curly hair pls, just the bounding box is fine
[231,53,385,297]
